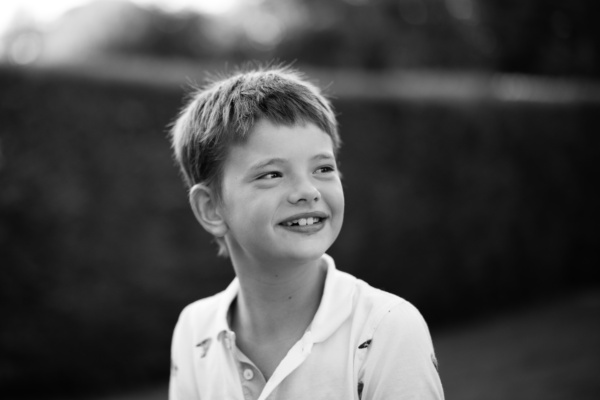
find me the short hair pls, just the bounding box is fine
[169,65,340,256]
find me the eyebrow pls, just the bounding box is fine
[248,158,286,172]
[312,153,336,162]
[248,153,336,173]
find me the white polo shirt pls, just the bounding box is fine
[169,254,444,400]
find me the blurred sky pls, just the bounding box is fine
[1,0,597,78]
[0,0,239,34]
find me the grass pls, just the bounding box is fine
[435,288,600,400]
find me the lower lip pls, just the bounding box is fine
[278,220,326,234]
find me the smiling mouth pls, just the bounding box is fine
[281,217,325,227]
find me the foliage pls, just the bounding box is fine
[4,0,599,76]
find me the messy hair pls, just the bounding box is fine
[169,64,340,256]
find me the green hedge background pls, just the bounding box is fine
[0,64,598,397]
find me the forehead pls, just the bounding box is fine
[228,119,335,163]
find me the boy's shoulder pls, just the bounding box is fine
[319,255,428,343]
[179,291,223,320]
[174,281,238,342]
[350,273,426,333]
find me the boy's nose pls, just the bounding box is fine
[288,180,321,204]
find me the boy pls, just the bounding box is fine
[168,65,444,400]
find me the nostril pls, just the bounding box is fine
[288,185,321,203]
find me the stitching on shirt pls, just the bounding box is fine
[370,298,406,338]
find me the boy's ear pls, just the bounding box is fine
[189,184,228,238]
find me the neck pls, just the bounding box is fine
[230,256,327,342]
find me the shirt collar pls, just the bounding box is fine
[207,276,239,339]
[309,253,356,343]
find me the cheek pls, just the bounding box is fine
[337,187,345,212]
[325,183,345,215]
[228,195,274,229]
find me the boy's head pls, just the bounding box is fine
[169,65,341,257]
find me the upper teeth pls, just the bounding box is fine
[285,217,321,226]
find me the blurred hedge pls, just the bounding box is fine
[0,64,598,397]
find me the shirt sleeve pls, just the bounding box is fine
[169,306,200,400]
[360,300,444,400]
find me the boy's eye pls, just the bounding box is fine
[257,171,282,180]
[315,165,335,174]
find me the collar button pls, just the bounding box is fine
[243,368,254,380]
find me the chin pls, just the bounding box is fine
[279,242,331,263]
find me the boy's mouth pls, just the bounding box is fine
[278,212,328,229]
[282,217,324,227]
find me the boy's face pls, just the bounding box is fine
[219,119,344,265]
